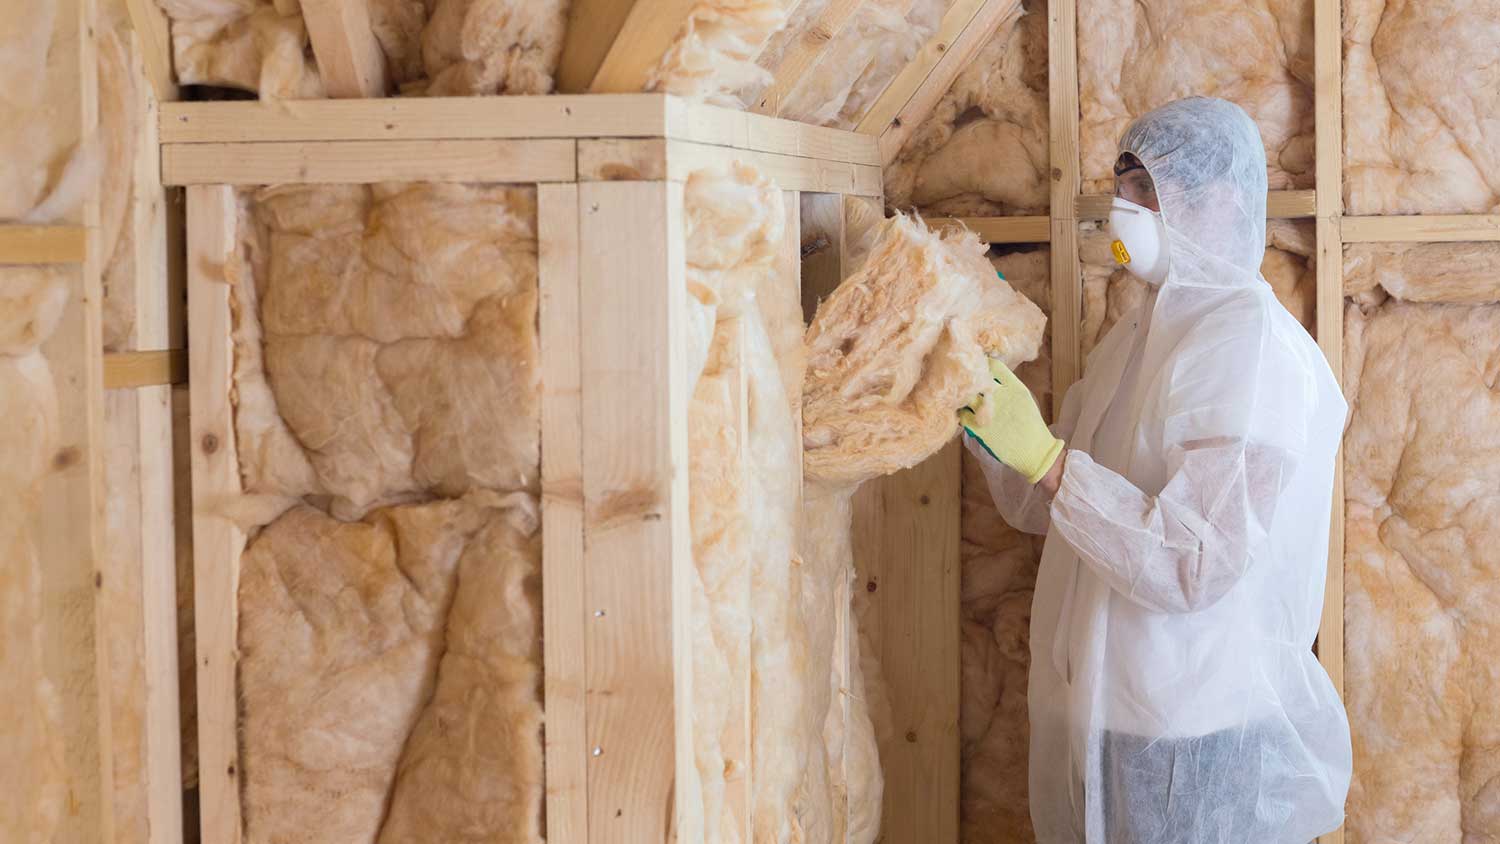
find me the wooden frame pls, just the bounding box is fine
[175,97,878,843]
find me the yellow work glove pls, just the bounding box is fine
[958,359,1064,485]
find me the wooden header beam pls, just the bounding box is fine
[555,0,698,93]
[160,95,879,165]
[162,139,577,186]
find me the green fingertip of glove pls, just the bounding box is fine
[959,359,1064,485]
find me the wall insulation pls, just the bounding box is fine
[1342,243,1500,843]
[225,182,544,841]
[886,0,1045,216]
[1343,0,1500,215]
[153,0,568,96]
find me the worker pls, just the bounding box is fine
[960,97,1351,843]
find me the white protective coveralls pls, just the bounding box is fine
[968,97,1351,842]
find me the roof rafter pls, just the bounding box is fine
[750,0,868,116]
[301,0,390,97]
[555,0,701,94]
[854,0,1021,165]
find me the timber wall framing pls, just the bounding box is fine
[166,96,878,843]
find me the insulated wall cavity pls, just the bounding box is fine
[225,182,544,842]
[1342,242,1500,844]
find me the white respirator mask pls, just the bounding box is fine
[1108,196,1170,285]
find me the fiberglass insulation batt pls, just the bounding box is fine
[1076,0,1315,193]
[885,0,1046,217]
[154,0,567,96]
[228,182,543,842]
[1342,242,1500,843]
[803,213,1045,841]
[1343,0,1500,215]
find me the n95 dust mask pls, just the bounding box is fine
[1108,196,1170,285]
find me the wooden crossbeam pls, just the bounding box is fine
[162,139,577,186]
[1075,190,1318,220]
[103,350,188,389]
[0,225,87,263]
[750,0,866,116]
[555,0,699,93]
[856,0,1021,166]
[1342,214,1500,242]
[300,0,389,98]
[928,215,1051,243]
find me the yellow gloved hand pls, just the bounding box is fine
[958,359,1064,485]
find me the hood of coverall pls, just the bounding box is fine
[1118,97,1268,287]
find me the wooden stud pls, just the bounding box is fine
[103,350,188,388]
[0,225,88,263]
[300,0,389,98]
[1313,0,1343,837]
[577,181,694,842]
[1048,0,1083,399]
[186,185,246,844]
[162,139,577,186]
[861,0,1021,165]
[1341,214,1500,243]
[750,0,867,116]
[539,183,588,843]
[556,0,699,93]
[850,445,962,844]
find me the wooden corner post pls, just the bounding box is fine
[574,180,696,842]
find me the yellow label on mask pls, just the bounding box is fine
[1110,239,1131,265]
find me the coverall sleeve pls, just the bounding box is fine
[964,377,1085,536]
[1047,319,1312,614]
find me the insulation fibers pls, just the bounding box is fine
[155,0,324,97]
[233,183,540,517]
[885,0,1046,217]
[958,250,1048,842]
[802,214,1046,488]
[1344,0,1500,214]
[237,492,539,843]
[0,267,68,844]
[646,0,789,106]
[377,493,543,844]
[1079,218,1315,358]
[1345,242,1500,306]
[0,0,90,223]
[736,0,956,128]
[1343,280,1500,842]
[154,0,566,96]
[1077,0,1315,193]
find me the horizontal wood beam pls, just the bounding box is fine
[928,215,1051,243]
[1075,190,1317,220]
[161,96,672,144]
[160,96,881,165]
[162,139,577,185]
[576,139,882,196]
[556,0,698,93]
[0,225,88,263]
[104,350,187,389]
[668,100,881,165]
[1341,214,1500,243]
